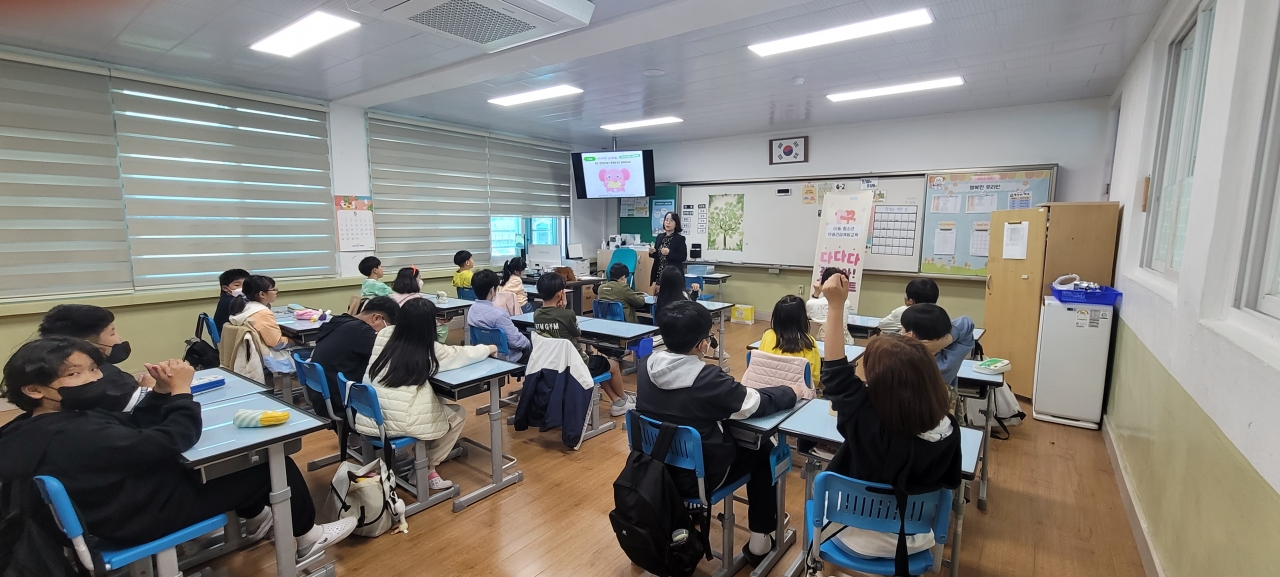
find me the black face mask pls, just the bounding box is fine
[101,341,131,365]
[53,379,114,411]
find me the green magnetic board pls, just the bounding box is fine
[618,184,678,243]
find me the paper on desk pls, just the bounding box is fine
[1002,221,1029,260]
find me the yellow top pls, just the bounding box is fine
[759,329,822,386]
[452,269,473,288]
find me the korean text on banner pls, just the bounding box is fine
[812,192,875,313]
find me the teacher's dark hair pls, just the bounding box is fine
[662,211,682,234]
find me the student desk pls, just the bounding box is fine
[182,392,332,577]
[275,313,330,345]
[522,274,602,314]
[973,327,985,341]
[957,359,1002,512]
[192,368,269,404]
[686,272,731,300]
[776,399,983,577]
[726,400,807,577]
[845,314,882,338]
[639,296,733,370]
[746,340,866,362]
[511,313,658,353]
[428,358,525,512]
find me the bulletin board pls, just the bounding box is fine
[618,184,678,243]
[920,168,1055,277]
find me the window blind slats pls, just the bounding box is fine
[113,78,336,288]
[486,137,570,218]
[0,60,131,298]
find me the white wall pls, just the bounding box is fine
[1108,0,1280,492]
[569,193,617,254]
[648,98,1113,202]
[329,103,373,277]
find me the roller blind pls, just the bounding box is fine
[111,78,336,288]
[368,117,492,269]
[486,136,571,218]
[0,60,131,299]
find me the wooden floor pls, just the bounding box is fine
[1,322,1147,577]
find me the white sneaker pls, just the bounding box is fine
[295,518,357,560]
[243,509,273,544]
[610,397,636,417]
[427,471,454,490]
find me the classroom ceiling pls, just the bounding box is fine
[0,0,1166,147]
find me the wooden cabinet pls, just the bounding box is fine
[984,202,1120,397]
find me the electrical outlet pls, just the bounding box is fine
[798,284,805,296]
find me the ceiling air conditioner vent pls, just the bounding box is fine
[349,0,594,52]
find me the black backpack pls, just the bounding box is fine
[183,314,220,370]
[609,422,710,577]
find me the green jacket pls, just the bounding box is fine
[595,279,647,323]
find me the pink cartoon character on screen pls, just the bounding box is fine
[599,168,631,194]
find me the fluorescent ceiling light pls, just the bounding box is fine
[251,12,360,57]
[601,117,683,131]
[827,76,965,102]
[488,85,584,106]
[749,8,933,56]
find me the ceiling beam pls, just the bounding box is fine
[334,0,814,108]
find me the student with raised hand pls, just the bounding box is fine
[466,269,531,363]
[817,273,961,573]
[359,256,391,298]
[534,272,633,416]
[900,303,974,386]
[357,298,497,491]
[652,265,699,319]
[227,274,294,372]
[595,262,647,323]
[500,257,534,314]
[307,296,400,415]
[636,300,801,566]
[215,268,250,331]
[758,295,822,386]
[878,278,939,333]
[38,304,151,413]
[0,339,356,561]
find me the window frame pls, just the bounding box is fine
[489,216,568,261]
[1240,11,1280,322]
[1144,2,1216,279]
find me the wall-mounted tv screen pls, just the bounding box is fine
[571,150,656,199]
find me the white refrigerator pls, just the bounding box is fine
[1032,296,1114,429]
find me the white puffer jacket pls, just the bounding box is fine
[353,326,491,441]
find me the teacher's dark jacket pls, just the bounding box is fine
[649,231,687,285]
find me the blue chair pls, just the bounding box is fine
[457,287,477,301]
[468,326,510,359]
[293,354,355,469]
[607,249,638,288]
[593,299,625,321]
[686,275,713,301]
[626,411,751,577]
[33,475,226,576]
[745,350,812,389]
[804,472,952,576]
[345,382,460,516]
[200,312,220,345]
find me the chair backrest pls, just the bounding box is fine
[33,475,95,571]
[345,382,385,428]
[624,411,706,479]
[457,287,477,301]
[744,350,812,388]
[607,249,638,288]
[593,299,625,321]
[811,471,951,538]
[685,275,704,292]
[201,313,220,344]
[468,325,510,357]
[347,295,367,316]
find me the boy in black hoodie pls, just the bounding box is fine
[38,304,149,413]
[306,296,400,415]
[636,300,802,565]
[817,273,961,574]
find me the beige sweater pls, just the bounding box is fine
[501,275,528,308]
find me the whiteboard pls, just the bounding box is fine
[681,176,925,272]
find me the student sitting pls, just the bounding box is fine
[466,270,531,363]
[652,265,699,319]
[356,299,497,490]
[595,262,647,323]
[878,278,938,333]
[0,339,356,561]
[359,256,392,298]
[806,267,856,344]
[307,296,400,416]
[900,303,974,386]
[758,295,822,386]
[500,257,535,314]
[636,300,802,565]
[815,274,960,571]
[38,304,149,413]
[389,266,424,306]
[452,250,474,290]
[214,268,250,332]
[227,275,294,373]
[534,272,633,416]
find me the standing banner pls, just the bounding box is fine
[812,192,876,313]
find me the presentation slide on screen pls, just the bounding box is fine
[580,151,647,198]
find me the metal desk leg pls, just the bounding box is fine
[752,437,796,577]
[580,384,617,442]
[267,445,297,577]
[782,457,820,577]
[453,376,524,512]
[949,481,967,577]
[979,392,993,512]
[717,312,728,371]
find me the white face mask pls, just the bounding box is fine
[231,288,243,297]
[417,278,424,290]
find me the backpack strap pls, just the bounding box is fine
[651,422,679,463]
[194,313,208,341]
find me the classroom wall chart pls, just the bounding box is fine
[920,170,1053,277]
[335,195,375,252]
[812,192,875,313]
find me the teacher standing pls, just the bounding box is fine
[649,211,687,288]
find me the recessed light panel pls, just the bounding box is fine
[749,8,933,56]
[251,12,361,58]
[488,85,584,106]
[601,117,684,131]
[827,77,965,102]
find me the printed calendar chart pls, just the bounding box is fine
[870,204,918,256]
[335,196,375,251]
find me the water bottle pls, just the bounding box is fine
[671,528,689,545]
